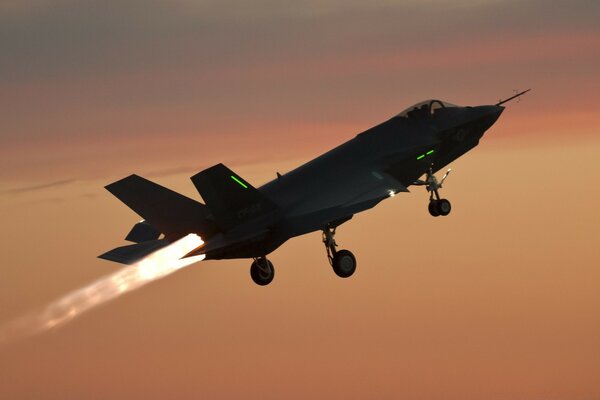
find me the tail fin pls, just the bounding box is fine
[190,164,278,231]
[105,175,217,239]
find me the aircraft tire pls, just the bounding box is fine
[250,258,275,286]
[428,201,441,217]
[437,199,451,216]
[332,249,356,278]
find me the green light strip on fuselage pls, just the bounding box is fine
[231,175,248,189]
[417,149,435,160]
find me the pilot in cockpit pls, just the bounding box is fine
[408,103,430,119]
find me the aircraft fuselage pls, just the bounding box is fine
[204,102,504,260]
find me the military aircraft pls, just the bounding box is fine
[100,90,529,285]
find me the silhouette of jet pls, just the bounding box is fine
[100,90,529,285]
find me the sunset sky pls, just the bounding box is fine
[1,1,599,398]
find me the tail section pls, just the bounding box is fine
[98,239,170,265]
[125,220,161,243]
[190,164,278,231]
[105,174,217,239]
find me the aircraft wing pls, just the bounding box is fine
[283,168,408,219]
[339,170,408,208]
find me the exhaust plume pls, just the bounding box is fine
[0,234,204,347]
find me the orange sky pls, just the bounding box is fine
[1,1,599,399]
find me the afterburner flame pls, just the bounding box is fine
[0,234,204,347]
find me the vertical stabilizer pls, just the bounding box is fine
[190,164,278,231]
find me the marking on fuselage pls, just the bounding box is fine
[371,171,384,180]
[417,149,435,160]
[231,175,248,189]
[237,203,262,219]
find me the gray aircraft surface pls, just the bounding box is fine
[100,90,529,285]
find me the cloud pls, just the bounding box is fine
[1,0,597,84]
[0,179,75,195]
[0,0,598,182]
[144,166,196,178]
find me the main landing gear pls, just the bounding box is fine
[415,166,452,217]
[249,226,357,286]
[323,226,356,278]
[250,257,275,286]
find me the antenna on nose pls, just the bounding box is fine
[496,88,531,106]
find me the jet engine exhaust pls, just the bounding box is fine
[0,234,204,347]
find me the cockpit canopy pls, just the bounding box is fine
[396,99,458,119]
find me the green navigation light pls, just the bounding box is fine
[417,149,435,160]
[231,175,248,189]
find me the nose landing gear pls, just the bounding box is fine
[428,198,451,217]
[415,166,452,217]
[323,226,356,278]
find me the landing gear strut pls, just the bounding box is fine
[323,226,356,278]
[415,166,452,217]
[250,257,274,286]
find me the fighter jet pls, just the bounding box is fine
[100,90,529,285]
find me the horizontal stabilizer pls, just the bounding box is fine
[125,221,161,243]
[98,239,170,265]
[105,174,217,239]
[190,164,278,231]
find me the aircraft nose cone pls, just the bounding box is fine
[477,105,504,131]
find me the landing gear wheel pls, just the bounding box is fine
[428,200,440,217]
[437,199,451,216]
[323,226,357,279]
[332,249,356,278]
[250,258,274,286]
[415,166,453,218]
